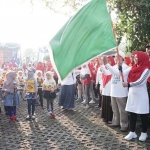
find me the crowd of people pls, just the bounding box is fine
[0,44,150,142]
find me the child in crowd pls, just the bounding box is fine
[2,71,20,121]
[25,67,37,120]
[35,70,44,109]
[43,71,56,119]
[17,70,25,100]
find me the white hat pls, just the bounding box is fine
[115,51,125,59]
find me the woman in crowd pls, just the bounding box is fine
[80,64,91,108]
[36,62,45,75]
[59,71,76,110]
[93,58,100,100]
[124,57,131,66]
[102,51,129,131]
[76,71,83,102]
[88,60,96,104]
[100,56,115,124]
[95,66,102,109]
[122,51,150,141]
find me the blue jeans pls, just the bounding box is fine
[8,106,16,117]
[27,99,35,115]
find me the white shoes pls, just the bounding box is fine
[85,104,90,109]
[124,132,137,140]
[139,132,148,141]
[47,111,52,116]
[89,100,95,104]
[125,132,148,141]
[82,100,86,104]
[26,115,30,119]
[31,115,35,119]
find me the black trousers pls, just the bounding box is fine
[93,82,98,98]
[38,88,43,107]
[95,83,101,107]
[130,112,148,133]
[54,77,58,85]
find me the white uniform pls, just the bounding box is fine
[102,63,129,97]
[125,69,150,114]
[100,66,111,96]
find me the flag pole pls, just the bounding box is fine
[111,22,124,82]
[107,0,124,82]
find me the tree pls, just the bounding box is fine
[22,48,37,63]
[19,0,88,15]
[108,0,150,51]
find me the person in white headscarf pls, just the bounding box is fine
[43,71,56,119]
[17,70,25,99]
[35,70,44,109]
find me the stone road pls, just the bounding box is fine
[0,97,150,150]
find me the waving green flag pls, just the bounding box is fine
[49,0,116,80]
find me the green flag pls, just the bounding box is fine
[49,0,117,80]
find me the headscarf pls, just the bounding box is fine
[46,62,53,71]
[5,71,16,86]
[80,63,91,77]
[94,58,100,71]
[102,56,115,88]
[43,71,56,86]
[35,70,43,80]
[36,62,45,74]
[124,57,131,66]
[128,51,150,83]
[129,52,135,66]
[27,67,36,79]
[1,71,6,78]
[17,70,23,77]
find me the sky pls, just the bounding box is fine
[0,0,68,50]
[0,0,123,53]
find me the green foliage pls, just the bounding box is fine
[24,0,86,15]
[22,48,37,63]
[108,0,150,51]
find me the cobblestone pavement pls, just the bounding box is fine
[0,97,150,150]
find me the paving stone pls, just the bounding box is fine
[0,98,150,150]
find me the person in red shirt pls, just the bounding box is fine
[80,63,91,108]
[36,62,45,75]
[124,57,131,66]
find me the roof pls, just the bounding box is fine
[0,43,20,51]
